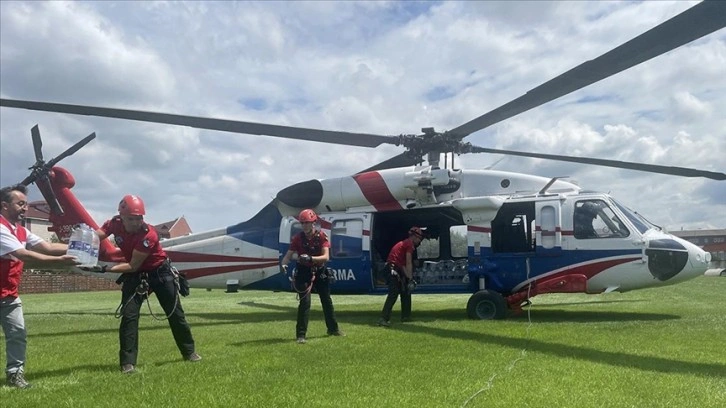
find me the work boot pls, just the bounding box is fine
[327,330,346,337]
[185,352,202,362]
[120,364,136,374]
[377,318,391,327]
[296,336,307,344]
[6,371,31,389]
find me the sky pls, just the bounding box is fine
[1,1,724,233]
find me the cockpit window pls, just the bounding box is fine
[574,200,629,239]
[611,200,650,234]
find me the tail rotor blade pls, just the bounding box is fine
[35,176,64,216]
[46,133,96,168]
[31,125,44,162]
[20,172,38,187]
[18,131,96,187]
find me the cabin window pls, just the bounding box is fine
[540,205,557,249]
[574,200,629,239]
[330,219,363,259]
[450,225,468,258]
[417,235,439,259]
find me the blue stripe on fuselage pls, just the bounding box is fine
[226,203,282,250]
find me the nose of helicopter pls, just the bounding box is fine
[645,237,711,282]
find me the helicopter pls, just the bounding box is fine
[1,1,724,319]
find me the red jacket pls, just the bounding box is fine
[0,216,28,298]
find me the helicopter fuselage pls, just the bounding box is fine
[60,166,708,318]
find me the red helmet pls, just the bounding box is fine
[118,195,145,216]
[298,209,317,223]
[408,226,424,238]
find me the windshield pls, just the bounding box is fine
[611,199,652,234]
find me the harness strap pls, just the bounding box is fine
[291,271,317,300]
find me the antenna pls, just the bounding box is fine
[538,177,568,195]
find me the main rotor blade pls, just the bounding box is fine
[449,1,726,139]
[0,98,398,149]
[359,152,423,173]
[31,125,43,162]
[46,133,96,168]
[469,145,726,180]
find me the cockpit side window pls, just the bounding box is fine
[574,200,629,239]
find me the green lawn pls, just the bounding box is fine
[2,276,725,407]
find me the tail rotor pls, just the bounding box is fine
[18,125,96,215]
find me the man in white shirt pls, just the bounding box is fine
[1,184,79,389]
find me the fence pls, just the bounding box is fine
[19,270,118,294]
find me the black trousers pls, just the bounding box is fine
[381,265,411,321]
[118,268,195,366]
[295,271,339,338]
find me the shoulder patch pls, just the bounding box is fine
[142,239,150,248]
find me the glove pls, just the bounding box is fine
[80,265,107,273]
[281,264,288,275]
[406,280,417,292]
[299,254,312,265]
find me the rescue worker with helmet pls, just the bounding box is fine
[280,209,344,344]
[378,226,425,327]
[86,195,200,373]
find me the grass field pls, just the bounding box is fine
[1,276,725,407]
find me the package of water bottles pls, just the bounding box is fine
[66,223,99,267]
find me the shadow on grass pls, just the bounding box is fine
[29,363,117,380]
[27,298,678,340]
[23,299,725,380]
[533,299,648,307]
[30,360,194,379]
[27,318,270,338]
[174,302,683,326]
[332,307,678,324]
[393,323,726,379]
[230,337,293,347]
[24,310,116,317]
[507,309,679,323]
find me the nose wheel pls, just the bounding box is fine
[466,290,507,320]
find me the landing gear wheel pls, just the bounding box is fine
[467,290,507,320]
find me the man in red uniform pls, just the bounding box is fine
[280,209,344,344]
[92,195,200,374]
[378,226,425,327]
[1,184,79,388]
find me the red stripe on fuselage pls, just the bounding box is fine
[514,256,640,292]
[166,251,275,263]
[468,225,491,233]
[353,172,403,211]
[562,257,640,280]
[182,261,281,279]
